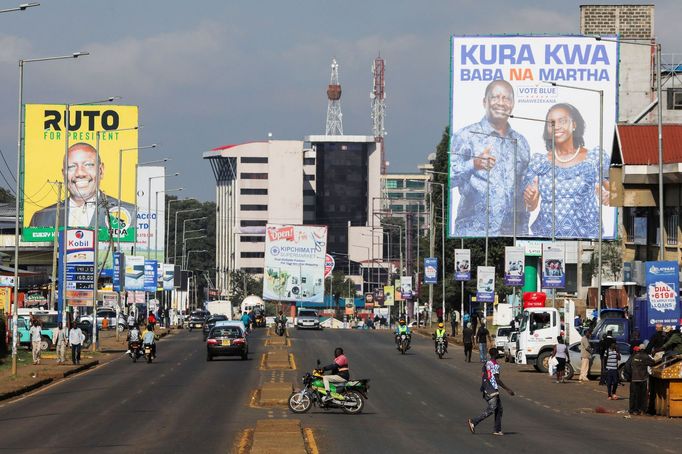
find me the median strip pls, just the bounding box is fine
[260,351,295,370]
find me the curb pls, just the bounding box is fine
[0,378,54,402]
[63,360,99,377]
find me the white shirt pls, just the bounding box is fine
[69,327,84,345]
[29,325,42,342]
[68,197,96,227]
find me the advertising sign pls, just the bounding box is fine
[22,104,138,242]
[365,293,375,309]
[144,260,158,292]
[424,258,438,284]
[523,291,547,308]
[375,288,385,306]
[400,276,413,300]
[542,244,565,288]
[263,224,328,302]
[162,264,175,291]
[476,266,496,303]
[454,249,471,280]
[125,255,145,291]
[394,279,403,301]
[504,246,525,286]
[645,261,680,327]
[63,229,95,307]
[324,254,335,279]
[383,285,395,306]
[113,252,125,292]
[0,276,15,287]
[448,35,618,240]
[136,166,166,259]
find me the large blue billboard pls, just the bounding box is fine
[645,261,680,327]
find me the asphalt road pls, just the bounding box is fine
[288,327,682,454]
[0,329,266,453]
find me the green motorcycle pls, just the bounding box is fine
[288,366,370,414]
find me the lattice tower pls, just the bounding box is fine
[325,58,343,135]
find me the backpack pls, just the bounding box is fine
[479,362,499,400]
[622,356,633,382]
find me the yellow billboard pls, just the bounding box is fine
[22,104,138,242]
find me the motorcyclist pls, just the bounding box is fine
[320,347,350,403]
[240,311,252,333]
[433,322,448,352]
[142,324,156,359]
[126,324,141,354]
[395,319,411,350]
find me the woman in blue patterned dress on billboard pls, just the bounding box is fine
[523,103,610,238]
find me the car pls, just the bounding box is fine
[504,331,519,363]
[188,310,209,331]
[215,320,248,333]
[296,309,321,330]
[494,326,513,355]
[206,324,248,361]
[202,314,228,340]
[566,340,631,381]
[79,309,126,332]
[10,312,57,351]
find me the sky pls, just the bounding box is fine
[0,0,679,202]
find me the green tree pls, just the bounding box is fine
[228,270,263,306]
[0,187,14,203]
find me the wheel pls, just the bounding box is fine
[536,350,552,374]
[618,364,627,382]
[565,362,575,380]
[288,391,312,414]
[132,355,137,363]
[147,355,152,364]
[40,336,52,351]
[189,327,193,332]
[438,351,444,359]
[341,391,364,414]
[207,352,213,362]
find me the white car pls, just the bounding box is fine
[79,309,126,332]
[494,326,513,355]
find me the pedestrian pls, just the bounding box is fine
[471,312,478,337]
[463,322,474,362]
[451,310,460,336]
[604,342,621,400]
[551,336,569,383]
[627,344,654,415]
[69,323,85,365]
[476,323,492,363]
[463,311,471,327]
[127,311,135,330]
[148,312,157,330]
[658,326,682,358]
[467,348,515,436]
[55,322,68,365]
[579,329,593,382]
[645,324,665,354]
[598,330,615,385]
[29,319,42,365]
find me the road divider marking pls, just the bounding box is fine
[233,428,253,454]
[303,428,320,454]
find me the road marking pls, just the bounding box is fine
[543,405,550,409]
[234,428,253,454]
[289,353,297,370]
[483,441,494,447]
[438,413,445,418]
[421,401,427,406]
[304,428,320,454]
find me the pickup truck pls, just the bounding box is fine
[10,314,57,351]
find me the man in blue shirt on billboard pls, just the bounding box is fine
[450,80,530,237]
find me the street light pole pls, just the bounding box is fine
[155,188,183,262]
[173,209,200,264]
[147,173,179,258]
[117,144,156,253]
[0,3,40,14]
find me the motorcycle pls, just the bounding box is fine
[275,321,286,336]
[255,314,266,328]
[128,341,142,362]
[397,333,411,354]
[434,336,446,359]
[143,344,154,363]
[288,363,369,415]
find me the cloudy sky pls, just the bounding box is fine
[0,0,679,202]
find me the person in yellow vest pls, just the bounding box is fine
[433,322,448,352]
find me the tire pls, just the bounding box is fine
[147,355,152,364]
[535,350,552,374]
[288,391,312,414]
[207,353,213,362]
[341,391,364,414]
[565,362,575,380]
[618,364,627,382]
[438,351,443,359]
[40,336,52,351]
[241,353,248,361]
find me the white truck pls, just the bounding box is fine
[205,300,234,319]
[516,299,581,373]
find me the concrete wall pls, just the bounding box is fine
[268,141,303,225]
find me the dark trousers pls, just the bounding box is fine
[606,369,619,396]
[71,344,81,364]
[473,396,503,432]
[464,343,473,362]
[629,380,648,413]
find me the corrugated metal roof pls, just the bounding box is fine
[617,124,682,165]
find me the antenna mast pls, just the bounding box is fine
[325,58,343,135]
[371,54,386,173]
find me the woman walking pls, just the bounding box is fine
[551,336,569,383]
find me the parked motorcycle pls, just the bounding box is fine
[288,364,369,414]
[434,336,446,359]
[128,341,142,362]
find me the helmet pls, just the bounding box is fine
[438,322,444,328]
[399,319,406,325]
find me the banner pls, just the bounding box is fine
[22,104,138,242]
[125,255,145,291]
[136,166,166,260]
[383,286,395,306]
[144,260,158,292]
[542,244,565,288]
[263,224,327,302]
[504,246,525,286]
[162,264,175,291]
[476,266,495,303]
[324,254,335,279]
[113,252,124,292]
[364,293,375,309]
[375,288,385,306]
[400,276,413,300]
[448,35,618,240]
[454,249,471,280]
[645,261,680,327]
[394,279,403,301]
[0,276,15,287]
[424,258,438,284]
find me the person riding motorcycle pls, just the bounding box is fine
[126,324,141,354]
[275,311,288,327]
[433,322,448,352]
[141,324,157,359]
[320,347,350,403]
[395,319,411,350]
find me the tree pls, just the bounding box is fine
[0,187,14,204]
[228,270,262,306]
[324,271,356,304]
[589,240,623,282]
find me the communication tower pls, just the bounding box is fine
[371,54,386,173]
[325,58,343,135]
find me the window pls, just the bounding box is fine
[303,158,316,165]
[241,251,265,258]
[241,267,264,274]
[304,174,315,181]
[385,179,403,189]
[387,192,402,199]
[240,188,268,195]
[240,236,264,243]
[240,157,268,164]
[240,220,267,227]
[405,192,424,200]
[666,207,679,245]
[240,204,267,211]
[667,88,682,110]
[240,173,268,179]
[406,180,425,189]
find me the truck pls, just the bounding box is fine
[205,300,234,320]
[516,299,581,373]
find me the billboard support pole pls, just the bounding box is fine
[49,181,62,309]
[92,133,100,352]
[598,91,604,315]
[551,120,556,308]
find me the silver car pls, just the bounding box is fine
[296,309,321,330]
[566,341,630,380]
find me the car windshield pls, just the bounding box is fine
[208,315,227,324]
[299,310,317,317]
[211,327,242,338]
[497,327,512,337]
[190,311,207,318]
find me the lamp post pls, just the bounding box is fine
[0,3,40,13]
[166,198,196,265]
[183,236,207,269]
[181,216,207,265]
[12,51,88,375]
[147,172,179,258]
[173,209,200,264]
[155,188,183,262]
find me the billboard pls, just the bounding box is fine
[136,166,166,260]
[62,228,95,308]
[113,252,125,292]
[424,258,438,284]
[476,266,495,303]
[125,255,145,291]
[22,104,138,242]
[162,264,175,291]
[144,259,158,292]
[448,35,618,240]
[324,254,335,279]
[400,276,413,300]
[383,285,395,306]
[645,261,680,327]
[542,244,565,288]
[504,246,525,286]
[394,279,403,301]
[263,224,327,302]
[454,249,471,280]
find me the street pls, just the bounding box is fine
[0,328,680,453]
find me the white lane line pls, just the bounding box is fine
[438,413,445,418]
[483,441,494,448]
[421,401,427,406]
[543,405,550,409]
